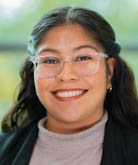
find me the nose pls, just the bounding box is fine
[56,61,79,82]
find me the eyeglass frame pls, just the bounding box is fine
[29,52,108,78]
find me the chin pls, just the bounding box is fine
[58,113,85,124]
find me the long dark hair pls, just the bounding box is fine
[2,6,138,132]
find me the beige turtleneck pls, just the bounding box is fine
[29,111,108,165]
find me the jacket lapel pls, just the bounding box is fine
[101,115,128,165]
[11,123,38,165]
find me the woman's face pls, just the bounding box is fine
[34,24,114,133]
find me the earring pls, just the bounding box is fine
[107,83,112,93]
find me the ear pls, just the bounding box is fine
[107,57,115,89]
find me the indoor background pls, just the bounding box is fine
[0,0,138,129]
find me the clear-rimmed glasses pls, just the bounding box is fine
[30,52,108,78]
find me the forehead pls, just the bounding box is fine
[37,24,103,53]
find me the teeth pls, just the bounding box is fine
[55,90,85,97]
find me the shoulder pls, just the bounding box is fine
[122,125,138,164]
[107,114,138,164]
[0,123,36,143]
[0,122,38,160]
[111,116,138,144]
[107,113,138,140]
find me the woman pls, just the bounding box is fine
[0,6,138,165]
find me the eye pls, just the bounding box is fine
[43,59,57,64]
[76,55,93,62]
[40,56,60,64]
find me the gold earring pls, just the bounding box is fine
[107,84,112,93]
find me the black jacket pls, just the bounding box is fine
[0,115,138,165]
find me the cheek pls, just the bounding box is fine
[34,73,52,99]
[34,74,43,96]
[34,75,56,111]
[86,63,108,100]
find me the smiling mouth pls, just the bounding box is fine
[52,89,88,101]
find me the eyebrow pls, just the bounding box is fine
[36,44,99,55]
[74,45,99,52]
[36,47,59,55]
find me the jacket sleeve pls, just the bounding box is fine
[0,123,38,165]
[125,128,138,165]
[0,128,28,161]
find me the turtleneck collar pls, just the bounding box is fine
[36,111,108,153]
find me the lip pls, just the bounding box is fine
[51,89,88,101]
[52,88,88,93]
